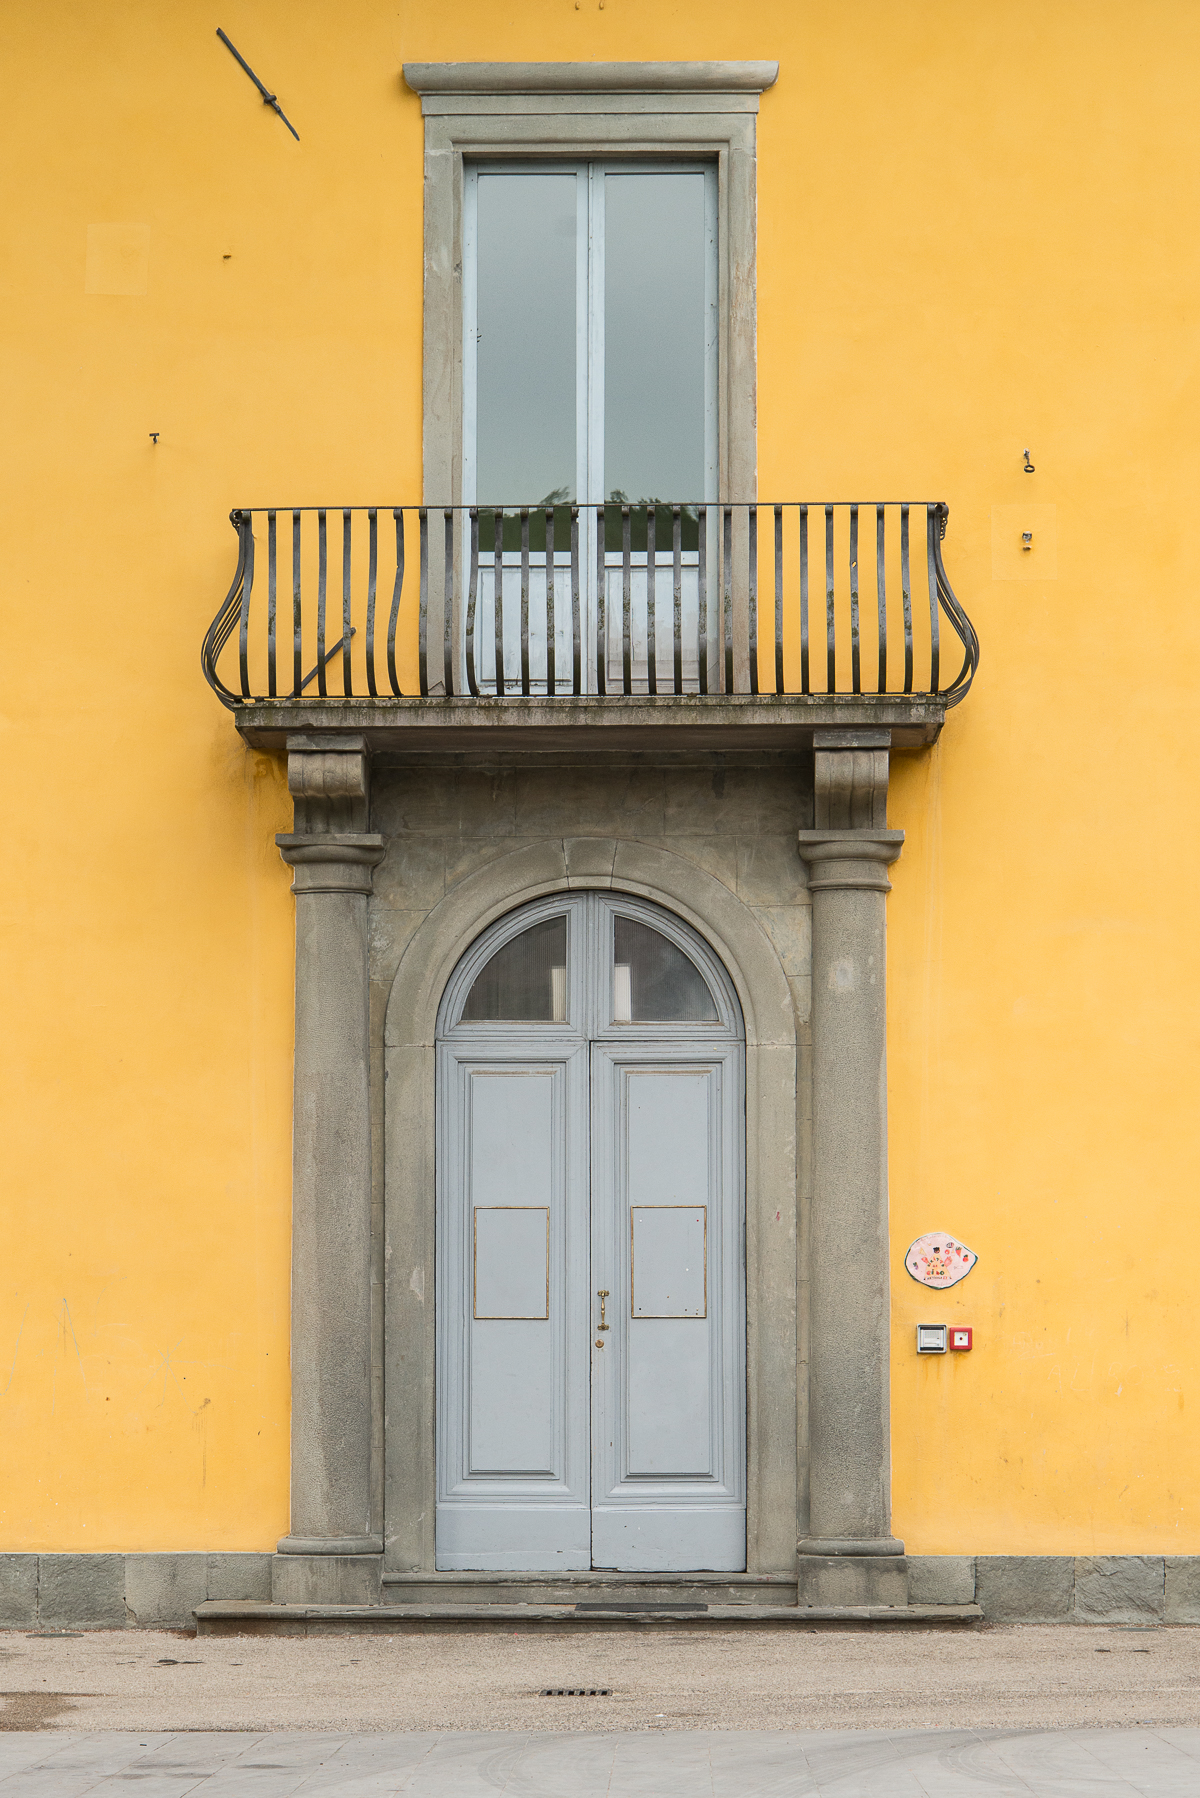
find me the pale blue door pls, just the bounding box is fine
[435,894,745,1572]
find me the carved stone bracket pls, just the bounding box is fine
[285,731,375,836]
[812,726,891,830]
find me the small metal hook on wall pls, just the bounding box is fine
[1023,448,1035,473]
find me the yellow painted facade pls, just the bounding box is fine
[4,0,1199,1554]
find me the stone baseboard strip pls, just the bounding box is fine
[911,1555,1200,1623]
[0,1555,273,1628]
[3,1553,1200,1626]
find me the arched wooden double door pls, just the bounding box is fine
[435,893,746,1572]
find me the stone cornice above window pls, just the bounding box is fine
[402,61,780,101]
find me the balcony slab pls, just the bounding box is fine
[233,693,947,754]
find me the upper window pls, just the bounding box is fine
[464,162,717,510]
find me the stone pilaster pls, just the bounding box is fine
[274,734,384,1602]
[796,729,907,1607]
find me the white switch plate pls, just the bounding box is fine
[916,1323,947,1354]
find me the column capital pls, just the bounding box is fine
[276,833,386,895]
[797,829,904,892]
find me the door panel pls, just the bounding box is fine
[590,1048,745,1571]
[436,1048,591,1569]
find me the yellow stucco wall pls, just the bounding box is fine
[4,0,1198,1551]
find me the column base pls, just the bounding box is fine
[271,1554,383,1606]
[797,1554,910,1608]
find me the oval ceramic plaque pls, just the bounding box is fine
[905,1231,977,1288]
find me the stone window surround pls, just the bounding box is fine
[401,61,780,508]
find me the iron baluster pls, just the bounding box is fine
[748,504,759,697]
[520,508,531,697]
[722,505,733,695]
[798,505,810,694]
[443,509,455,699]
[876,504,887,695]
[926,505,940,694]
[824,505,836,692]
[465,508,480,699]
[646,504,657,697]
[621,506,632,696]
[493,509,505,697]
[545,507,555,697]
[595,506,606,696]
[900,505,913,694]
[388,508,405,698]
[697,507,709,696]
[570,506,581,696]
[266,510,277,699]
[415,507,428,697]
[672,507,683,696]
[316,509,328,697]
[774,505,784,696]
[342,509,353,697]
[849,504,861,695]
[365,509,378,698]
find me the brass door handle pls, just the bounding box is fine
[597,1289,609,1330]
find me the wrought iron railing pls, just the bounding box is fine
[201,503,978,709]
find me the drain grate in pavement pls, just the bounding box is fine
[541,1688,612,1697]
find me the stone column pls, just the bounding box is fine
[272,733,385,1606]
[796,729,907,1607]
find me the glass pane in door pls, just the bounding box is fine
[612,916,718,1023]
[603,173,708,507]
[476,173,577,505]
[462,916,568,1022]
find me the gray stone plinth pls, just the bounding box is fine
[0,1554,38,1625]
[38,1554,126,1627]
[271,1553,383,1606]
[1074,1555,1164,1622]
[125,1554,208,1627]
[908,1556,976,1605]
[975,1556,1074,1621]
[797,1554,909,1608]
[205,1553,273,1602]
[1165,1558,1200,1622]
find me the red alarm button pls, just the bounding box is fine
[949,1327,973,1351]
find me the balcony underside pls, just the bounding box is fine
[233,692,947,754]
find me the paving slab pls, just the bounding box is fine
[3,1728,1200,1795]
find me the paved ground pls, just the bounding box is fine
[3,1727,1200,1794]
[1,1623,1197,1734]
[4,1625,1200,1792]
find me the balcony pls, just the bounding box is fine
[203,502,978,752]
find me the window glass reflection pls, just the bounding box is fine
[612,916,718,1023]
[462,916,568,1022]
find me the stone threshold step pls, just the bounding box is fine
[382,1574,797,1607]
[195,1600,981,1635]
